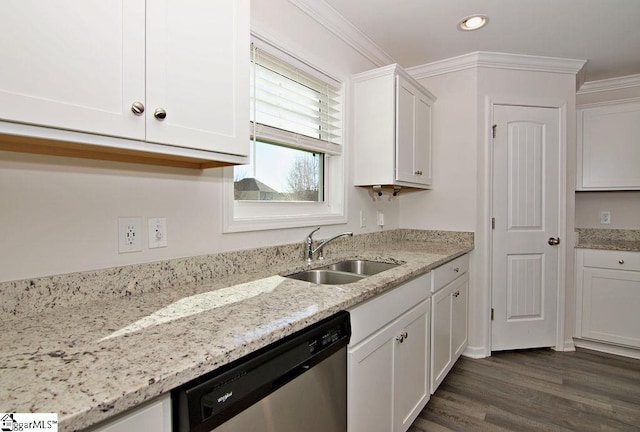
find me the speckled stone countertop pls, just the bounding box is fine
[575,228,640,252]
[0,229,472,431]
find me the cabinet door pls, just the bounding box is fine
[430,283,453,394]
[146,0,249,156]
[348,326,395,432]
[91,395,171,432]
[0,0,145,139]
[395,76,432,186]
[394,300,430,432]
[581,267,640,348]
[578,102,640,190]
[451,274,469,358]
[414,92,433,185]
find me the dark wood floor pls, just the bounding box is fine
[409,348,640,432]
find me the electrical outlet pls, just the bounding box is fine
[600,211,611,225]
[148,217,168,249]
[118,217,142,253]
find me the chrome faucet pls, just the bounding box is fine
[306,227,354,262]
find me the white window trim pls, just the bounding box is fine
[222,32,347,233]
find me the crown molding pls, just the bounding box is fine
[577,73,640,94]
[289,0,395,67]
[408,51,586,80]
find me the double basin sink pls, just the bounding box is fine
[286,259,400,285]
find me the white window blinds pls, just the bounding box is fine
[250,42,342,155]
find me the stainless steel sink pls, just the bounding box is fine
[286,259,400,285]
[321,259,399,276]
[286,269,365,285]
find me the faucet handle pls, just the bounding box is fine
[307,226,321,242]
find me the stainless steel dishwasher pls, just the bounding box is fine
[173,311,351,432]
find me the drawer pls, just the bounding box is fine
[583,249,640,272]
[431,254,469,293]
[348,272,430,346]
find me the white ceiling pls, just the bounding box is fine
[318,0,640,83]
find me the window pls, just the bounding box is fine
[223,36,345,232]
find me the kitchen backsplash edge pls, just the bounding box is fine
[0,229,474,316]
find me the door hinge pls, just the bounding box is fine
[492,124,497,138]
[491,308,494,321]
[491,217,495,230]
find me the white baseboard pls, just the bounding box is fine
[561,339,576,352]
[462,345,489,359]
[574,338,640,360]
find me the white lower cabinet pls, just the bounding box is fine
[347,274,431,432]
[576,249,640,349]
[430,259,469,394]
[89,394,171,432]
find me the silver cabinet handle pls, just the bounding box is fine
[619,259,625,265]
[396,332,408,343]
[453,267,460,273]
[154,108,167,121]
[548,237,560,246]
[131,101,145,116]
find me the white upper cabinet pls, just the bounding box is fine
[577,99,640,190]
[0,1,146,140]
[353,64,436,190]
[0,0,249,167]
[145,0,248,155]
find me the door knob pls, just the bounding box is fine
[154,108,167,121]
[548,237,560,246]
[131,101,145,116]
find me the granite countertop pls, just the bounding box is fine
[0,235,472,431]
[575,228,640,252]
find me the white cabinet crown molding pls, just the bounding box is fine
[577,73,640,95]
[288,0,395,67]
[576,95,640,109]
[407,51,586,80]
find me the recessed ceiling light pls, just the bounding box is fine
[457,15,489,31]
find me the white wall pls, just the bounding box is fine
[575,192,640,229]
[399,68,478,232]
[0,0,399,282]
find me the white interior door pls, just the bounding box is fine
[491,105,561,351]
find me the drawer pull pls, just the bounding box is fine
[453,290,460,298]
[453,267,460,273]
[619,259,625,265]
